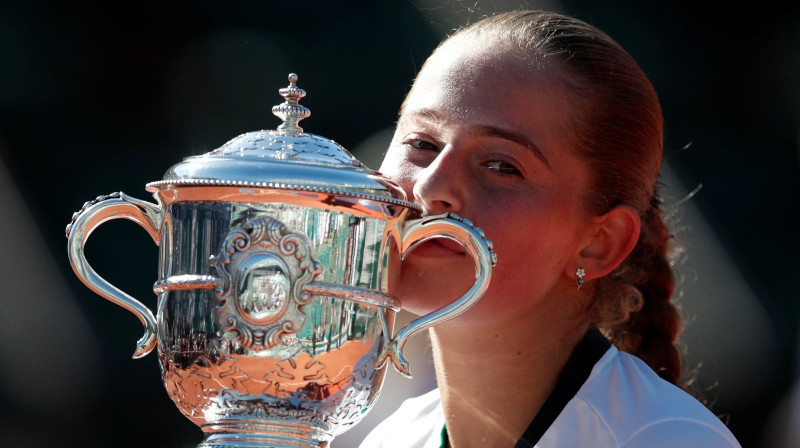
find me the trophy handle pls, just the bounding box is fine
[381,213,497,377]
[66,192,162,359]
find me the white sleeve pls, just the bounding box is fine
[358,389,444,448]
[619,419,742,448]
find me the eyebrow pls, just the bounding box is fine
[471,124,551,170]
[404,108,551,170]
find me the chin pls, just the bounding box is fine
[392,258,476,316]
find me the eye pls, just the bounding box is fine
[401,137,439,152]
[485,160,522,177]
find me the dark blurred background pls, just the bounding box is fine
[1,1,798,447]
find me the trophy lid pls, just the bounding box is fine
[146,73,416,209]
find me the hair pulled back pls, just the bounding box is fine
[450,11,683,384]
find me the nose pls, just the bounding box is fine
[412,146,463,215]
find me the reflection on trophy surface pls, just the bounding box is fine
[66,74,496,448]
[243,268,287,316]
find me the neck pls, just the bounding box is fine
[431,306,590,448]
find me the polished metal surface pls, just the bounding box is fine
[271,72,311,136]
[66,74,496,448]
[145,73,412,203]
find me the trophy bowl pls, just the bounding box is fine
[66,74,495,447]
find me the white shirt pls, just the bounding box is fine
[359,345,741,447]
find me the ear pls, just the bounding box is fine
[572,205,641,282]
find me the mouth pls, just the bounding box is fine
[405,237,467,259]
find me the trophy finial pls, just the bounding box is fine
[272,73,311,136]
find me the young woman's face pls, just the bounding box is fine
[380,40,594,323]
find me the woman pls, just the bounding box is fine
[360,10,741,448]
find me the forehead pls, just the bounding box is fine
[402,39,578,133]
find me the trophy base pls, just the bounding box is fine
[198,420,328,448]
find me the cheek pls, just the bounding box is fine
[379,149,418,196]
[378,147,399,174]
[480,233,571,315]
[485,208,579,280]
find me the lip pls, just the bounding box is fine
[405,238,467,259]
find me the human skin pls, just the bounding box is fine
[379,36,640,447]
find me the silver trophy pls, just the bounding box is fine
[66,74,496,447]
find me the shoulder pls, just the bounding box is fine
[358,389,444,448]
[540,347,741,448]
[618,418,742,447]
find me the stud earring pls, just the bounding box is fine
[576,268,585,291]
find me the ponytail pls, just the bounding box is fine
[592,195,683,384]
